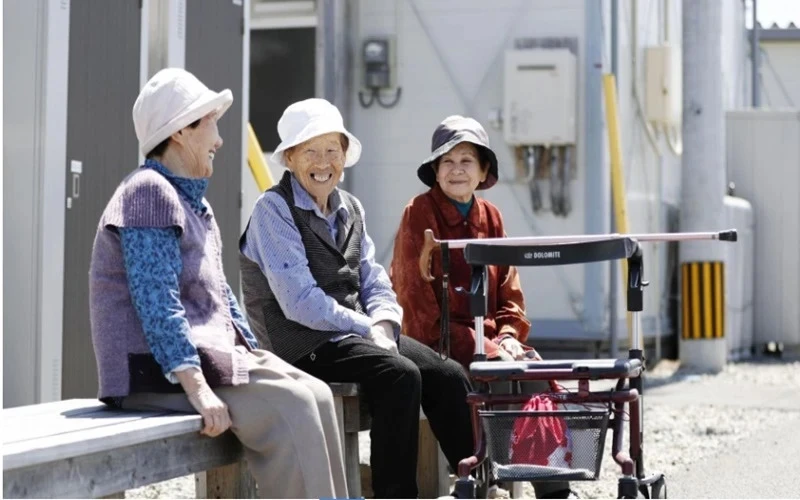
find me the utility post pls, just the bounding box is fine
[679,0,728,372]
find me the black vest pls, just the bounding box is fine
[239,171,364,364]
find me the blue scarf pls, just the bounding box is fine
[144,158,209,215]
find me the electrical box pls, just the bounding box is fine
[362,37,394,89]
[503,48,577,146]
[645,44,682,126]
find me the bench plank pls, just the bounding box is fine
[2,399,106,419]
[4,408,160,445]
[3,429,243,499]
[328,382,359,397]
[4,410,204,470]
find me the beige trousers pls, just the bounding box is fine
[122,349,348,499]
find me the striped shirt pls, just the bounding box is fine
[240,173,402,340]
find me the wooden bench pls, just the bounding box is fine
[2,384,450,499]
[2,398,256,498]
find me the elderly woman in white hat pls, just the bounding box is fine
[89,68,348,499]
[239,98,475,498]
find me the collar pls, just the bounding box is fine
[144,158,209,215]
[289,172,349,223]
[429,183,486,229]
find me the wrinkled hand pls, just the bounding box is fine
[175,369,232,437]
[498,337,527,360]
[369,321,399,354]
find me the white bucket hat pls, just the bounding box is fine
[270,98,362,168]
[133,67,233,156]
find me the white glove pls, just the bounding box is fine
[368,321,398,354]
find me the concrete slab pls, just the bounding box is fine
[668,413,800,499]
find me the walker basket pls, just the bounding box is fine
[479,407,611,482]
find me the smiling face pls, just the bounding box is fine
[284,132,347,212]
[170,111,223,178]
[434,142,488,203]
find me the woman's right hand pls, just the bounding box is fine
[175,368,232,437]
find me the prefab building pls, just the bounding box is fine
[247,0,748,353]
[4,0,752,408]
[3,0,247,407]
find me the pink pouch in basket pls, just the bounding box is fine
[508,393,573,468]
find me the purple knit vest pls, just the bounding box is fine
[89,168,249,400]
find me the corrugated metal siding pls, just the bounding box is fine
[61,0,143,400]
[760,42,800,108]
[3,0,44,408]
[726,110,800,348]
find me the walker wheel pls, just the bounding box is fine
[453,477,476,499]
[617,477,639,499]
[651,477,667,499]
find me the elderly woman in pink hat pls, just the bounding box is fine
[89,68,348,499]
[239,98,475,499]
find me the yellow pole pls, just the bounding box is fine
[602,73,634,348]
[246,123,275,191]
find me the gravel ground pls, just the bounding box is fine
[126,360,800,499]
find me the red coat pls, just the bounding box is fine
[390,184,531,369]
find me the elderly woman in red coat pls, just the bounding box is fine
[390,115,533,369]
[390,115,578,499]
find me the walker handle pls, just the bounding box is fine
[419,229,439,282]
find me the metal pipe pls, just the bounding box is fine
[752,0,761,107]
[424,229,737,250]
[583,0,608,343]
[611,0,619,76]
[550,145,562,215]
[466,389,640,406]
[524,145,537,183]
[475,316,485,355]
[609,0,620,359]
[632,311,641,351]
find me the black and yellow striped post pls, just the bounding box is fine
[681,261,725,340]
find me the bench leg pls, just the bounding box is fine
[417,417,451,498]
[335,395,363,498]
[196,461,257,499]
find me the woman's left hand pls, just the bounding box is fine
[498,337,527,360]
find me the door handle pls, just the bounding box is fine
[72,173,80,199]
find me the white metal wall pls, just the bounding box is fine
[611,0,683,335]
[348,0,598,337]
[759,40,800,108]
[3,0,45,408]
[726,110,800,349]
[724,195,755,359]
[344,0,746,341]
[3,0,70,408]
